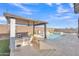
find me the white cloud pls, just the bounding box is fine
[46,3,62,7]
[0,16,7,24]
[56,3,74,15]
[62,16,72,19]
[12,3,31,12]
[9,3,33,15]
[55,3,61,5]
[48,14,77,28]
[46,3,52,6]
[69,3,74,8]
[0,16,6,21]
[49,14,72,21]
[20,11,32,15]
[57,5,69,14]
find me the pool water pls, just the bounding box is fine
[47,32,61,40]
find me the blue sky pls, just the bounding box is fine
[0,3,78,28]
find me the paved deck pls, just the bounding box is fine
[14,34,79,56]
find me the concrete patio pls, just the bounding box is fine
[14,34,79,56]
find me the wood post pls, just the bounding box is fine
[33,25,35,35]
[44,24,47,39]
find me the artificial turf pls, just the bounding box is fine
[0,39,10,56]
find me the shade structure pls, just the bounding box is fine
[4,13,48,25]
[4,13,48,55]
[4,13,48,38]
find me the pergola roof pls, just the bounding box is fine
[4,13,48,25]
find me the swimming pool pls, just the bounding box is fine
[47,32,61,40]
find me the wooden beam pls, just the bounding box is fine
[34,23,47,26]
